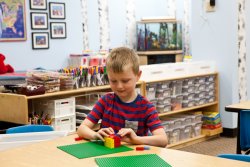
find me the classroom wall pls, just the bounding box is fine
[87,0,244,129]
[0,0,83,71]
[1,0,248,129]
[87,0,171,51]
[191,0,250,129]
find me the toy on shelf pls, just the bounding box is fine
[0,53,14,74]
[104,134,121,149]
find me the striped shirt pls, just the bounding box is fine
[86,93,163,136]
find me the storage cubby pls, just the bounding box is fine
[142,72,222,149]
[0,66,221,148]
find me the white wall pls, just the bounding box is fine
[0,0,83,71]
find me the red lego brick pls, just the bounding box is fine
[136,147,144,151]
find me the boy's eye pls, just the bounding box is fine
[110,80,117,83]
[122,80,130,83]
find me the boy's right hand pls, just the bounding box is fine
[94,127,115,141]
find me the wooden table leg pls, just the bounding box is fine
[236,112,241,154]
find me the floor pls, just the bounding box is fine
[177,136,237,156]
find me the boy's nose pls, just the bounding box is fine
[116,82,123,88]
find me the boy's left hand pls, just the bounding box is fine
[117,128,139,144]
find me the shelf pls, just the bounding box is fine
[143,72,218,83]
[167,128,222,149]
[137,50,183,55]
[159,102,218,117]
[202,127,223,136]
[0,82,144,124]
[26,85,112,100]
[137,19,179,23]
[24,82,143,100]
[167,134,206,149]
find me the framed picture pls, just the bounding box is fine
[30,12,48,29]
[0,0,27,41]
[50,22,66,39]
[30,0,47,10]
[32,32,49,49]
[49,2,65,19]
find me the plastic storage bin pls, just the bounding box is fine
[206,75,215,82]
[182,100,196,108]
[191,114,203,123]
[206,82,215,90]
[207,90,215,96]
[171,95,183,110]
[165,129,171,144]
[146,83,157,101]
[160,118,176,129]
[195,91,207,99]
[157,97,171,105]
[182,85,195,94]
[195,98,207,106]
[192,121,203,137]
[169,127,181,144]
[156,104,165,113]
[183,78,195,86]
[170,115,193,126]
[156,81,171,90]
[207,96,215,103]
[195,77,206,84]
[180,125,192,141]
[194,84,206,92]
[161,120,171,131]
[171,80,183,96]
[34,97,75,118]
[182,93,195,101]
[51,115,76,133]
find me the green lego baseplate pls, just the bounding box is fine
[95,154,172,167]
[57,141,133,159]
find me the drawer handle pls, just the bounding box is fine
[151,71,163,74]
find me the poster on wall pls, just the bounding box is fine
[0,0,26,41]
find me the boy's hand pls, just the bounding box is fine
[92,132,105,141]
[96,127,115,140]
[117,128,139,144]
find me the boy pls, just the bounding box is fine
[77,47,167,147]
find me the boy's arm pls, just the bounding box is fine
[77,119,104,141]
[140,128,168,147]
[118,128,168,147]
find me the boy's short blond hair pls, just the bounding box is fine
[106,47,140,74]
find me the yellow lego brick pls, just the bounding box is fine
[104,137,114,148]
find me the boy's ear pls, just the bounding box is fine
[137,70,142,81]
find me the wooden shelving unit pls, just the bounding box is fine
[143,72,221,148]
[159,102,218,117]
[0,72,221,148]
[0,82,144,124]
[137,50,183,65]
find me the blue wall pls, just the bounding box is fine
[191,0,239,128]
[0,0,83,71]
[1,0,247,129]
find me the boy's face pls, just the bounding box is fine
[108,66,141,102]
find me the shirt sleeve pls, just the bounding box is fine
[146,104,163,132]
[86,94,106,124]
